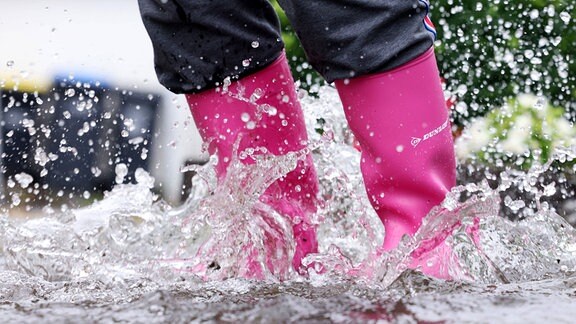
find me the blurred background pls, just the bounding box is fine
[1,0,575,215]
[0,0,206,212]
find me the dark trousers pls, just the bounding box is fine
[138,0,435,94]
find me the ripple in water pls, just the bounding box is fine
[1,86,576,322]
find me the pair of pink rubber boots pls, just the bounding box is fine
[186,48,456,278]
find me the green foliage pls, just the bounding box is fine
[271,1,323,92]
[455,94,576,168]
[272,0,575,124]
[431,0,575,125]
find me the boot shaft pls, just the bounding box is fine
[335,48,457,251]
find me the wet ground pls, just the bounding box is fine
[2,267,576,323]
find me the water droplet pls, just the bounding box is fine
[542,183,557,197]
[251,41,259,48]
[261,104,277,116]
[128,137,144,145]
[34,147,50,166]
[76,101,86,111]
[242,59,251,67]
[135,168,155,188]
[457,84,468,96]
[504,195,526,212]
[524,49,535,60]
[124,118,135,131]
[396,145,404,153]
[91,167,102,177]
[115,163,128,184]
[65,88,75,97]
[221,77,232,92]
[559,11,571,24]
[141,148,149,160]
[6,60,14,67]
[14,173,34,188]
[22,119,35,128]
[250,88,264,102]
[241,112,251,122]
[11,193,21,206]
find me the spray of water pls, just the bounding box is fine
[1,87,576,303]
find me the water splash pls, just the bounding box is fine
[1,86,576,322]
[160,145,306,281]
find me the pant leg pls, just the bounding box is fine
[138,0,284,94]
[277,0,436,82]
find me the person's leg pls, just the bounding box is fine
[138,0,320,274]
[276,0,436,82]
[138,0,284,93]
[278,0,456,277]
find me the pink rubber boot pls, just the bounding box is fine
[186,52,319,274]
[335,48,457,278]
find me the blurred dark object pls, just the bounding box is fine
[41,78,160,194]
[1,77,160,207]
[1,87,43,180]
[108,90,159,186]
[41,79,109,194]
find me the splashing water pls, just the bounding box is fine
[1,86,576,322]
